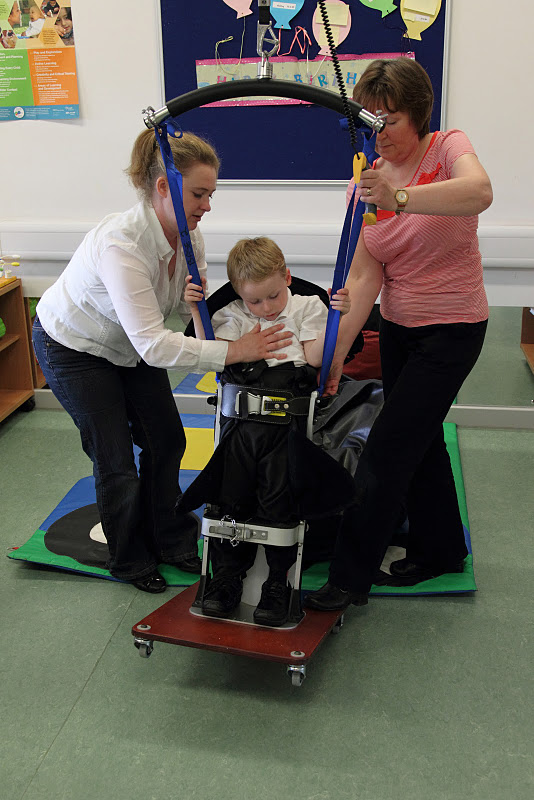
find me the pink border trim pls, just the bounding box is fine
[196,52,412,66]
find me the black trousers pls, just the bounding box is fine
[207,361,316,580]
[32,320,199,580]
[209,538,298,580]
[330,316,488,595]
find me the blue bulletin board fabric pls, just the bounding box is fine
[159,0,448,180]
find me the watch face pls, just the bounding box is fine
[396,189,409,204]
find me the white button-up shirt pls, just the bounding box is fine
[37,201,228,372]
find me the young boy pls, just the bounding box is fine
[183,237,351,626]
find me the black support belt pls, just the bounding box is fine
[220,383,313,425]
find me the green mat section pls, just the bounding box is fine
[8,423,475,595]
[8,528,205,586]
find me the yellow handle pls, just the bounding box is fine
[362,211,377,226]
[353,152,368,183]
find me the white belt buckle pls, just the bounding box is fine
[234,390,263,415]
[233,391,285,416]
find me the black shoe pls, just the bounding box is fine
[304,582,368,611]
[253,578,291,627]
[372,569,394,586]
[176,555,202,574]
[132,570,167,594]
[201,576,243,617]
[389,558,464,584]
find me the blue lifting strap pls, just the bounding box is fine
[318,130,379,396]
[154,121,215,341]
[317,185,362,396]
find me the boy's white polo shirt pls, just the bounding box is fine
[211,291,327,368]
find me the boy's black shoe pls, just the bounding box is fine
[201,575,243,617]
[304,582,368,611]
[253,578,291,627]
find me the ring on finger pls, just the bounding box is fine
[366,187,372,196]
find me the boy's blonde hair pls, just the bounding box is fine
[227,237,286,291]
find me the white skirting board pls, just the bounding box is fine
[32,389,534,430]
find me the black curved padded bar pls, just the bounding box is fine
[165,79,367,123]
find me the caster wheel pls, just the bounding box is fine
[331,613,345,635]
[291,671,304,687]
[21,397,35,412]
[287,665,306,687]
[134,637,153,658]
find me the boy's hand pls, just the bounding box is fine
[184,274,207,306]
[322,358,344,396]
[328,286,351,316]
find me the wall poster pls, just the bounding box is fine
[0,1,78,120]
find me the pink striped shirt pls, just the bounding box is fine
[346,130,488,327]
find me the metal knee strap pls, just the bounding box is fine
[220,383,313,425]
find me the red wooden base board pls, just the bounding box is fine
[132,583,344,666]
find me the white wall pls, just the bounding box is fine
[1,0,533,302]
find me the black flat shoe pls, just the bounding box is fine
[253,578,291,627]
[132,571,167,594]
[201,575,243,617]
[389,558,464,585]
[176,556,202,574]
[372,569,394,586]
[304,582,368,612]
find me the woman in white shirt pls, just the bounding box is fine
[33,129,291,593]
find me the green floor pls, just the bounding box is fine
[1,306,533,800]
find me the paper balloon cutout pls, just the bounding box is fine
[400,0,441,41]
[222,0,253,19]
[312,0,352,56]
[271,0,305,30]
[358,0,397,18]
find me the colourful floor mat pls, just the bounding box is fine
[8,413,476,595]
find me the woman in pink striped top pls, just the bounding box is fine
[306,58,493,612]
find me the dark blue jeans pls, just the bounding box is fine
[32,318,198,580]
[330,316,488,595]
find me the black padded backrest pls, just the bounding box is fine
[184,276,329,337]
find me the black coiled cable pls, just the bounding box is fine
[317,0,358,152]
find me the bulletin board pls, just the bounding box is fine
[159,0,449,180]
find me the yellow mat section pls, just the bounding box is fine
[182,427,214,470]
[196,372,218,393]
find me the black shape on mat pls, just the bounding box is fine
[44,504,109,569]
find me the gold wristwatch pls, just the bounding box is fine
[394,188,409,215]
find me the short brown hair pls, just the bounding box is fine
[227,237,286,291]
[126,129,220,203]
[353,58,434,138]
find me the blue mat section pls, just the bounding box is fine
[173,374,213,395]
[38,471,203,533]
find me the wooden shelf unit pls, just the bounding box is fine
[0,279,34,423]
[521,307,534,374]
